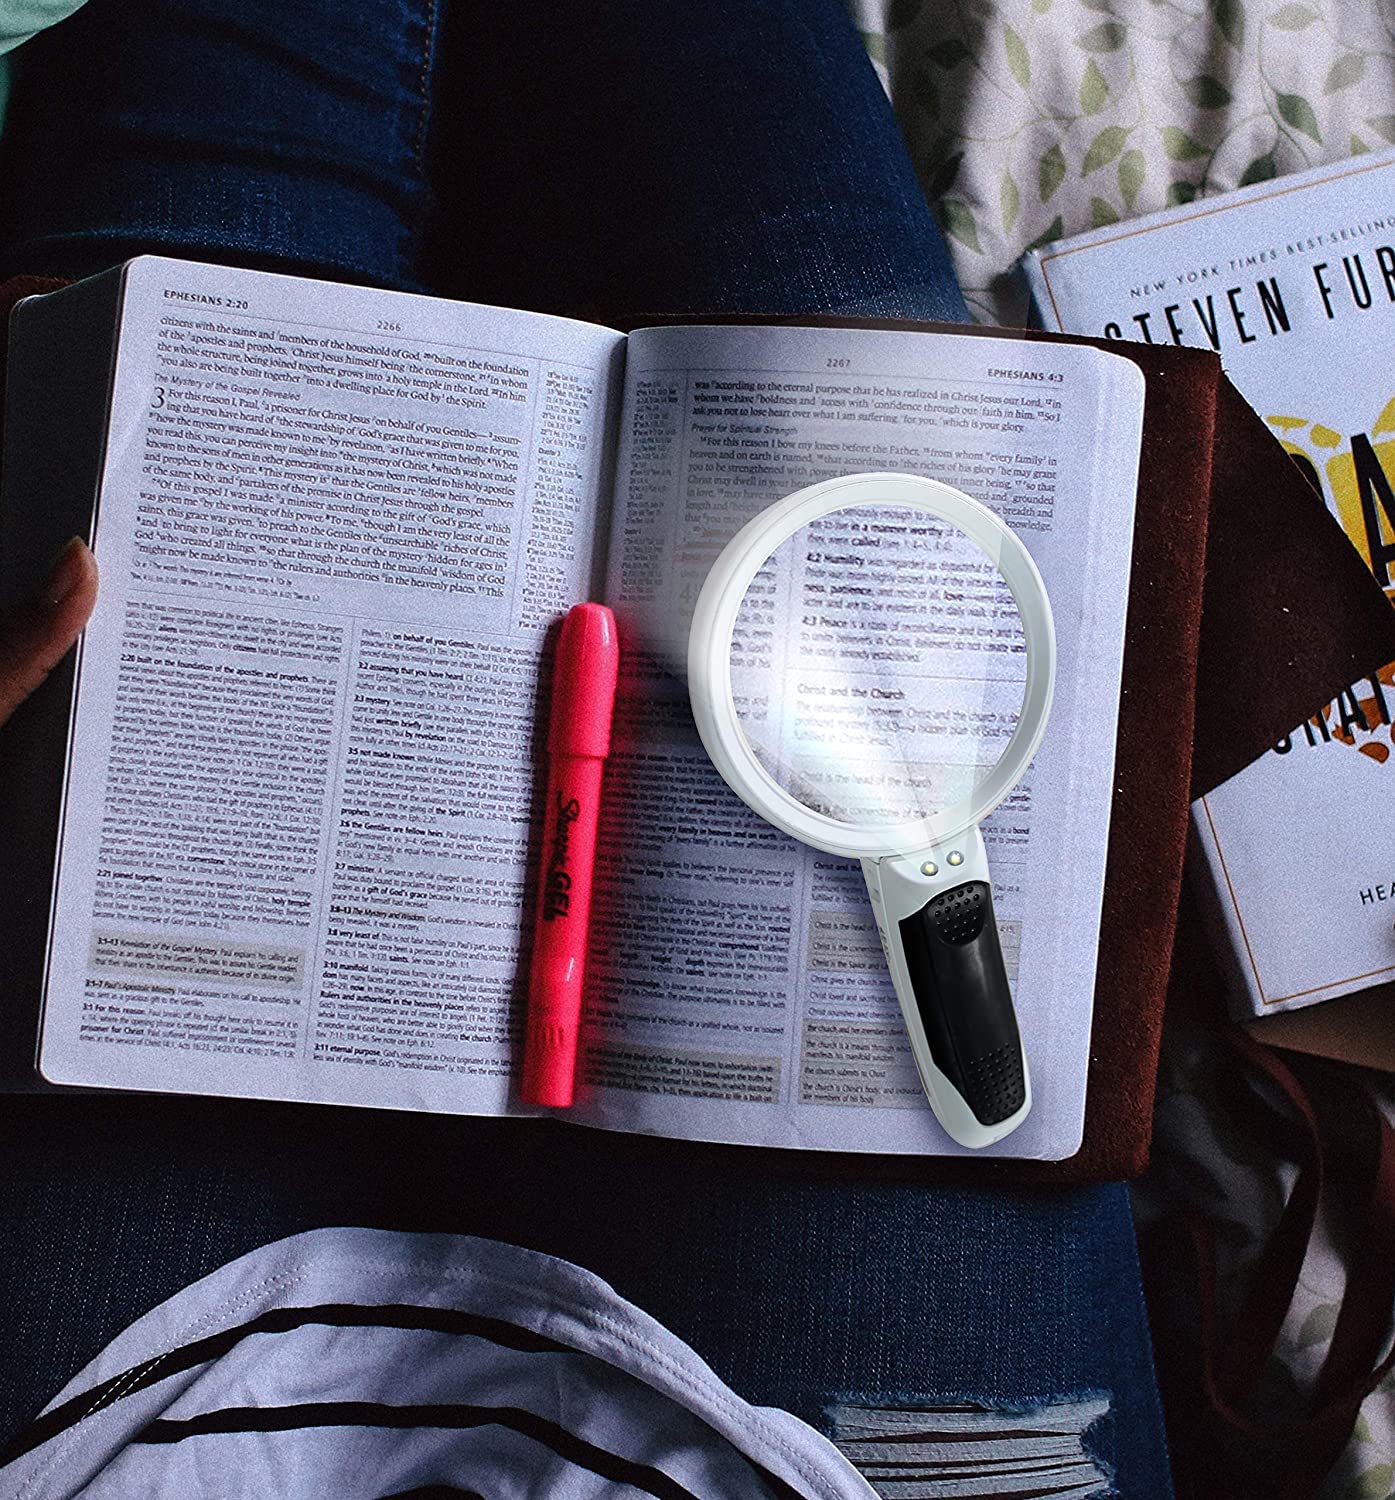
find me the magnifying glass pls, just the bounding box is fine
[688,473,1055,1149]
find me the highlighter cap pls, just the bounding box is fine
[548,603,619,758]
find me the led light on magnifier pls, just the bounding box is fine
[688,473,1055,1151]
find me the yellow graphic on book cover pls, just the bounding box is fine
[1267,397,1395,765]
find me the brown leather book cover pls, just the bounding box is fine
[3,284,1391,1183]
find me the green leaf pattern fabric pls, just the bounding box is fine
[854,0,1395,324]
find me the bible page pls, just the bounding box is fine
[577,323,1143,1157]
[37,256,624,1113]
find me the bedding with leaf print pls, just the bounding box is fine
[850,0,1395,326]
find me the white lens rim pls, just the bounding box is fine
[688,471,1055,859]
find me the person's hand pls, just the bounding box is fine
[0,538,98,728]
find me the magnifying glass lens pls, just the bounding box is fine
[729,501,1028,830]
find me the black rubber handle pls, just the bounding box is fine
[897,880,1026,1126]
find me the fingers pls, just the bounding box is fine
[0,538,99,728]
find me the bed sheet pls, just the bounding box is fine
[852,0,1395,324]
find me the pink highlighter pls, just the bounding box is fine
[520,603,619,1107]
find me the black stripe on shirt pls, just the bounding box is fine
[0,1303,571,1466]
[134,1401,702,1500]
[2,1304,808,1500]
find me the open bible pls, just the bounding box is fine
[0,257,1143,1158]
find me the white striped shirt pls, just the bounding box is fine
[0,1226,876,1499]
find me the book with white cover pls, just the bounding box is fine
[1023,149,1395,1017]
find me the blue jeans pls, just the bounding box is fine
[0,1100,1170,1492]
[0,0,966,326]
[0,3,1171,1494]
